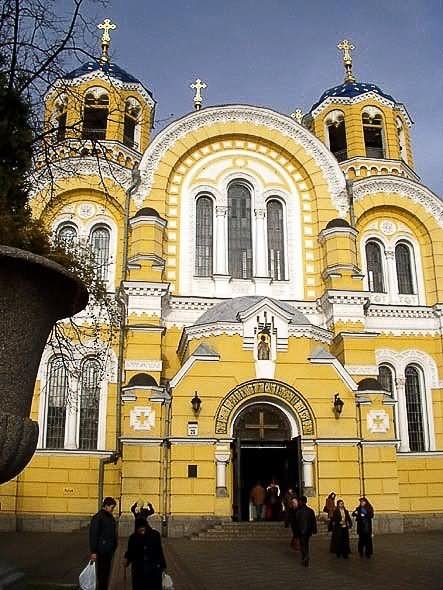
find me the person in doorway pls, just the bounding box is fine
[250,481,266,521]
[288,496,300,550]
[330,499,352,558]
[124,518,167,590]
[265,479,281,521]
[352,497,374,558]
[323,491,336,532]
[89,497,118,590]
[294,495,317,567]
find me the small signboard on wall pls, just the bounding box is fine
[188,421,198,436]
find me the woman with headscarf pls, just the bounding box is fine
[352,497,374,558]
[330,499,352,558]
[124,517,167,590]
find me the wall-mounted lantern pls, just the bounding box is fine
[191,391,202,415]
[333,393,344,416]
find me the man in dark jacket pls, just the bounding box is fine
[294,495,317,567]
[90,497,118,590]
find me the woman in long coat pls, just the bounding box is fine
[352,497,374,558]
[124,518,167,590]
[323,492,336,532]
[330,499,352,558]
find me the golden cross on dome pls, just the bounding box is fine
[190,78,207,110]
[97,18,117,63]
[337,39,356,83]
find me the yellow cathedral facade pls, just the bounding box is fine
[1,24,443,536]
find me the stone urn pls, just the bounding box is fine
[0,246,88,484]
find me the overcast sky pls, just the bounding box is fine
[76,0,442,194]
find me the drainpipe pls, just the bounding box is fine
[356,399,366,497]
[97,167,141,509]
[160,383,172,537]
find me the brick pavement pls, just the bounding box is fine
[111,530,443,590]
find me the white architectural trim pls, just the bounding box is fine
[308,355,358,391]
[169,353,220,388]
[136,105,347,215]
[353,176,443,229]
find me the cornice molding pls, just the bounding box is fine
[136,105,348,215]
[353,176,443,228]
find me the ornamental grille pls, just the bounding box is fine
[228,183,253,279]
[395,243,414,294]
[91,226,110,281]
[46,357,68,449]
[267,200,285,280]
[57,224,77,246]
[378,365,394,395]
[365,241,384,292]
[79,358,100,450]
[195,196,213,276]
[405,365,425,452]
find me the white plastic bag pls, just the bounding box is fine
[162,572,174,590]
[79,561,96,590]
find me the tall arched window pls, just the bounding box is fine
[396,117,408,164]
[79,358,101,450]
[53,94,67,143]
[362,109,385,158]
[228,182,252,279]
[46,357,68,449]
[365,241,385,292]
[325,110,347,162]
[57,224,77,247]
[82,88,109,140]
[90,226,111,281]
[395,242,414,294]
[405,365,425,452]
[123,97,141,149]
[267,199,285,280]
[378,364,394,395]
[195,196,213,276]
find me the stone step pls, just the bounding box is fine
[190,520,334,541]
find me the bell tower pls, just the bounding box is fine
[43,18,156,167]
[307,40,416,182]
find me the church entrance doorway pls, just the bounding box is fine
[232,403,302,522]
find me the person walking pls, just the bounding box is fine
[352,497,374,558]
[294,495,317,567]
[287,496,300,550]
[124,517,167,590]
[89,497,118,590]
[330,499,352,558]
[249,481,266,521]
[283,488,297,528]
[322,491,336,531]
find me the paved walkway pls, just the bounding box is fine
[112,530,443,590]
[1,530,442,590]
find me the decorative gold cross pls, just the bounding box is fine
[97,18,117,63]
[337,39,356,83]
[190,78,207,110]
[290,108,303,124]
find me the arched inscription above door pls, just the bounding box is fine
[215,379,315,436]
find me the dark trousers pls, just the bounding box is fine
[358,532,373,557]
[299,534,310,565]
[96,553,113,590]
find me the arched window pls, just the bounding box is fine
[82,87,109,140]
[123,97,141,149]
[378,364,394,395]
[90,226,110,281]
[195,196,213,276]
[267,199,285,280]
[325,110,347,162]
[53,94,67,143]
[46,357,68,449]
[365,240,385,292]
[79,358,101,450]
[57,223,77,247]
[395,242,414,294]
[362,109,385,158]
[228,182,253,279]
[396,117,408,164]
[405,365,425,452]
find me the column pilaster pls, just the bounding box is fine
[396,377,410,452]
